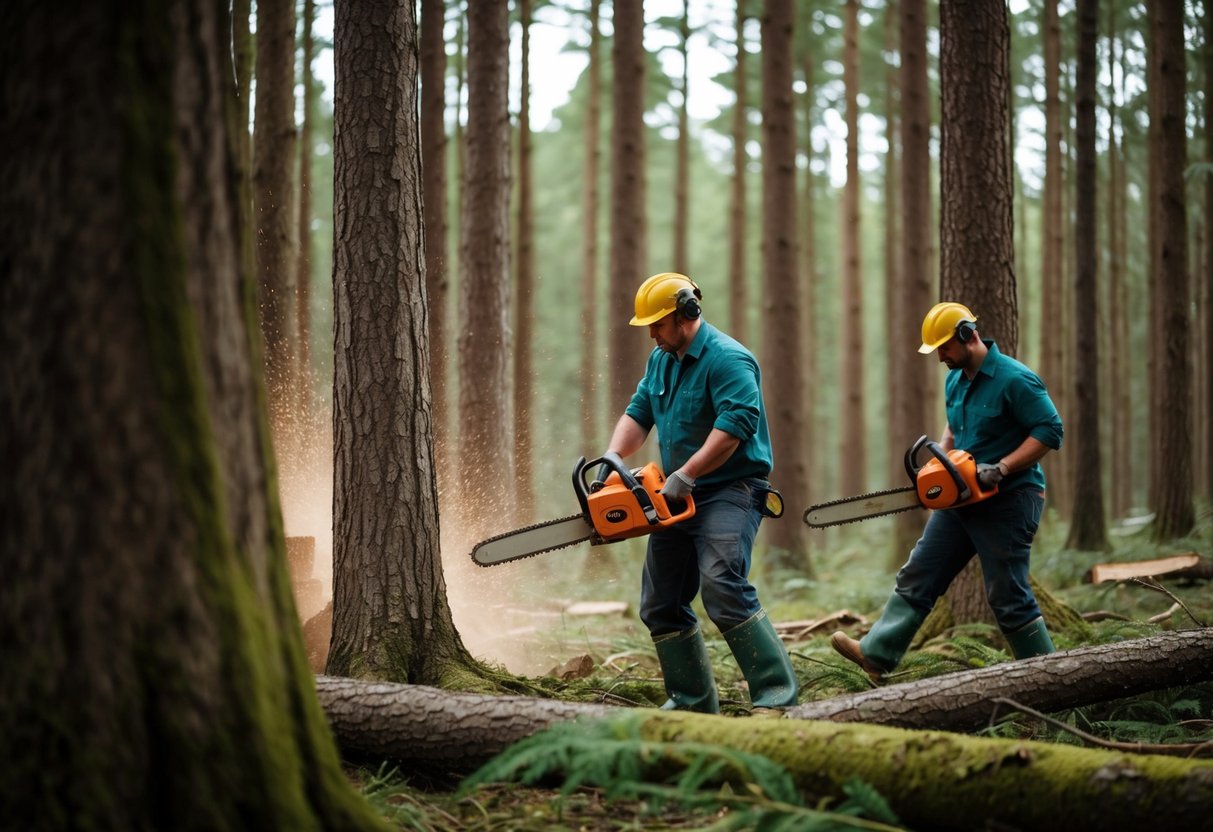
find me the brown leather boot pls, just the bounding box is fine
[830,631,884,684]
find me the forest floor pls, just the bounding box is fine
[341,501,1213,831]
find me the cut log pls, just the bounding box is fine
[1084,552,1212,583]
[564,600,629,617]
[788,628,1213,731]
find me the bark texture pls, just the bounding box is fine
[579,0,603,453]
[0,2,382,827]
[760,0,810,567]
[420,0,449,463]
[729,2,749,344]
[939,0,1016,353]
[608,0,648,417]
[458,0,515,536]
[789,628,1213,731]
[1147,0,1194,540]
[839,0,867,498]
[514,0,536,520]
[253,0,298,451]
[1066,0,1107,550]
[329,0,474,685]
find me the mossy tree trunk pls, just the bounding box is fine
[327,0,481,687]
[0,2,384,828]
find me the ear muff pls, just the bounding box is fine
[675,286,702,320]
[956,319,976,344]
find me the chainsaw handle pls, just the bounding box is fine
[572,452,658,523]
[654,493,696,527]
[904,435,971,502]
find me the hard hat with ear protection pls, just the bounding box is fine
[918,302,978,354]
[629,272,703,327]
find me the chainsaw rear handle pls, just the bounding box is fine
[903,434,971,503]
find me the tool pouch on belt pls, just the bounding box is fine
[753,484,785,519]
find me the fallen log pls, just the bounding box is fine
[787,627,1213,731]
[316,629,1213,769]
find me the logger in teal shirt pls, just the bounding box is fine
[832,301,1064,683]
[601,272,797,714]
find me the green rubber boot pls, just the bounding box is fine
[653,627,720,714]
[858,592,926,673]
[722,610,799,710]
[1005,616,1056,659]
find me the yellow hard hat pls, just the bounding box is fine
[629,272,702,326]
[918,302,978,353]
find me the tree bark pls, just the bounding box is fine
[1,2,382,827]
[296,0,316,418]
[421,0,450,471]
[514,0,536,521]
[839,0,867,499]
[1204,0,1213,500]
[892,0,933,565]
[253,0,298,455]
[1148,0,1194,541]
[328,0,477,686]
[579,0,603,455]
[673,1,690,275]
[790,628,1213,730]
[1066,0,1108,550]
[760,0,810,569]
[729,2,749,344]
[458,0,515,538]
[608,0,648,417]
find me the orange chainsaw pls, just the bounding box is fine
[470,452,696,567]
[803,435,999,528]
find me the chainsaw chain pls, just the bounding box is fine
[469,513,595,568]
[801,487,919,529]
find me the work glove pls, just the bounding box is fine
[976,462,1007,490]
[660,469,695,501]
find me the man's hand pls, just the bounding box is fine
[660,469,695,501]
[976,461,1007,489]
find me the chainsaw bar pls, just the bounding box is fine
[470,514,596,567]
[803,486,922,528]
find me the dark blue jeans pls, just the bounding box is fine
[894,487,1046,633]
[639,479,766,637]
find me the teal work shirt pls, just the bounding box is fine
[624,321,772,487]
[945,340,1063,493]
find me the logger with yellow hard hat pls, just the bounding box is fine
[831,301,1065,683]
[600,272,797,715]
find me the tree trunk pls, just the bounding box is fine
[892,0,933,565]
[296,0,316,418]
[458,0,515,539]
[839,0,867,499]
[1204,0,1213,500]
[729,2,749,344]
[421,0,450,474]
[514,0,536,521]
[760,0,810,569]
[609,0,648,418]
[1148,0,1194,541]
[939,0,1015,350]
[580,0,603,455]
[253,0,298,456]
[328,0,479,687]
[672,2,690,275]
[882,0,901,494]
[0,2,382,826]
[1106,0,1132,519]
[1066,0,1108,550]
[797,41,819,507]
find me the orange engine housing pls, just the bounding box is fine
[915,448,997,510]
[586,462,696,542]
